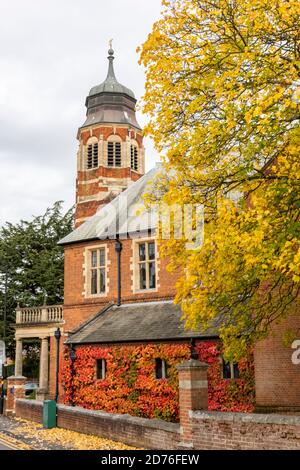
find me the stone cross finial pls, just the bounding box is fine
[109,38,113,50]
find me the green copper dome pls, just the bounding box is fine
[89,48,135,99]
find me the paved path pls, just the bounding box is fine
[0,414,136,450]
[0,416,32,450]
[0,435,23,450]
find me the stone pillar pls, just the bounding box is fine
[177,359,209,447]
[37,336,49,400]
[4,376,26,416]
[15,339,23,377]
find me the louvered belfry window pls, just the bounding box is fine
[107,141,122,167]
[86,142,98,169]
[130,145,138,171]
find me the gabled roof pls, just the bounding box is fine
[58,165,161,246]
[66,300,218,345]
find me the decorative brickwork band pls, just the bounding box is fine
[177,359,209,447]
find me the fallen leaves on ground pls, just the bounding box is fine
[0,432,32,450]
[11,418,139,450]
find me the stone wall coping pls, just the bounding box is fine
[191,410,300,426]
[57,404,180,434]
[7,376,27,381]
[16,399,43,407]
[177,359,208,371]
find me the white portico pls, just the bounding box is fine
[15,304,64,399]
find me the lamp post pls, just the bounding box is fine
[54,328,61,402]
[3,269,7,346]
[69,345,76,407]
[190,338,198,360]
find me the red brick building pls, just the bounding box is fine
[13,47,299,418]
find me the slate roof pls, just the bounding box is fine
[66,300,218,344]
[58,165,161,245]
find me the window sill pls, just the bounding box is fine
[133,288,158,294]
[85,292,107,299]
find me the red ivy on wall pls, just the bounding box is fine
[61,341,254,422]
[196,342,255,413]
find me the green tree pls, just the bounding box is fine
[0,201,73,355]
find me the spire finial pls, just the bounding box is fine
[106,39,116,80]
[108,38,114,58]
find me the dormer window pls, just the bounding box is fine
[107,141,122,167]
[86,141,99,169]
[130,144,138,171]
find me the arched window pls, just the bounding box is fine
[107,135,122,167]
[130,143,138,171]
[86,138,99,169]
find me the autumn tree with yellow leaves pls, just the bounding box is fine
[140,0,300,359]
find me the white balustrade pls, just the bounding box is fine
[16,305,64,324]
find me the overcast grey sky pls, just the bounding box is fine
[0,0,162,226]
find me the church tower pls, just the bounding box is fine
[75,45,145,227]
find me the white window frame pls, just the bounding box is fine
[221,357,240,380]
[155,358,168,379]
[96,358,106,380]
[84,245,108,298]
[133,239,157,292]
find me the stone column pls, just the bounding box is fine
[15,339,23,377]
[177,359,209,447]
[37,337,49,400]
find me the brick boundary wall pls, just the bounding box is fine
[15,398,300,450]
[14,359,300,450]
[15,399,43,424]
[189,411,300,450]
[15,399,180,450]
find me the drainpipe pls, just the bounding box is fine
[54,327,61,403]
[115,239,122,306]
[69,344,76,407]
